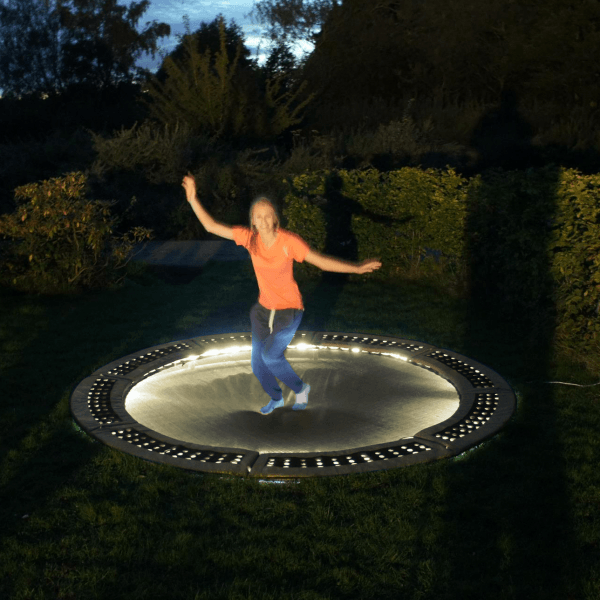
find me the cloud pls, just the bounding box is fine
[137,0,262,69]
[137,0,314,71]
[143,0,258,28]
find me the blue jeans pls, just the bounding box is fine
[250,302,304,400]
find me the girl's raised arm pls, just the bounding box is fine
[182,175,234,241]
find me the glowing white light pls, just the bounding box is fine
[201,345,252,357]
[231,345,249,354]
[184,355,199,362]
[380,352,409,361]
[290,343,318,351]
[196,342,410,361]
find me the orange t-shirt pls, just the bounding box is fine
[232,226,310,310]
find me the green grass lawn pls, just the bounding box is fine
[1,261,599,600]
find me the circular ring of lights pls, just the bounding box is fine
[70,331,516,478]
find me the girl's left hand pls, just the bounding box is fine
[182,174,197,201]
[356,259,382,274]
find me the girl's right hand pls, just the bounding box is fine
[182,174,196,201]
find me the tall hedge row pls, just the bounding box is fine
[283,166,600,344]
[550,169,600,342]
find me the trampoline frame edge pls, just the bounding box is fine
[70,331,517,477]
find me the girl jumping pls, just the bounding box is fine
[182,175,382,414]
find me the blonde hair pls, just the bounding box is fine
[248,196,281,255]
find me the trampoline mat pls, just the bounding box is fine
[125,349,459,454]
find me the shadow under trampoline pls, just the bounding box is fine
[70,331,516,478]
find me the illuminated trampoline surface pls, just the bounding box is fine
[70,332,516,477]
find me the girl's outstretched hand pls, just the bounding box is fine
[182,174,196,201]
[356,259,382,274]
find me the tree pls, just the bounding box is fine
[516,0,600,108]
[57,0,170,89]
[145,16,315,142]
[0,0,170,96]
[246,0,338,47]
[298,0,600,126]
[263,41,297,77]
[156,14,255,82]
[299,0,420,118]
[0,0,62,96]
[259,41,299,94]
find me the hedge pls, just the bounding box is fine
[283,166,600,345]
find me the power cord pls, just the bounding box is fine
[534,380,600,388]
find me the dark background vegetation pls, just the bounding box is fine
[1,0,599,238]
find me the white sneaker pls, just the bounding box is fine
[260,398,284,415]
[292,383,311,411]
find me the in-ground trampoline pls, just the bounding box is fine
[70,331,516,477]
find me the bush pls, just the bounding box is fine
[90,122,196,185]
[0,172,151,293]
[284,167,469,282]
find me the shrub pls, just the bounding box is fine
[90,122,196,185]
[0,172,151,293]
[284,167,469,282]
